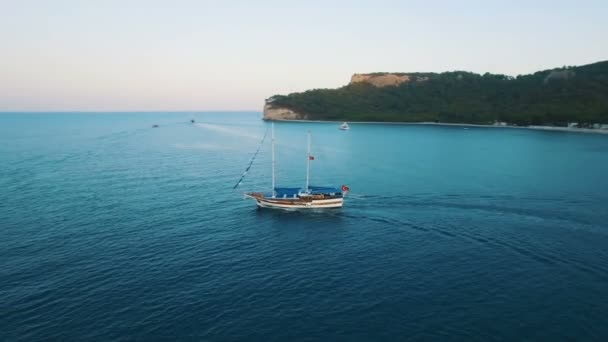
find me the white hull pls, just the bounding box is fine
[255,197,344,209]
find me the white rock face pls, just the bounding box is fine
[263,104,302,120]
[350,73,412,87]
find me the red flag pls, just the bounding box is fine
[309,155,315,160]
[341,185,350,192]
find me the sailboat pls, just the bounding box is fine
[245,123,349,209]
[339,122,350,130]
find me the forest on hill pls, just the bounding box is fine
[267,61,608,126]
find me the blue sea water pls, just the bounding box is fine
[2,112,608,341]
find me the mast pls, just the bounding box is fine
[305,131,311,192]
[271,122,275,197]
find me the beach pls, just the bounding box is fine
[268,119,608,135]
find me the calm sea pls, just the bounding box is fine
[2,112,608,341]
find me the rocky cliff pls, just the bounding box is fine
[263,103,304,121]
[349,73,412,87]
[263,73,417,120]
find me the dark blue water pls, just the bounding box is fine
[2,112,608,341]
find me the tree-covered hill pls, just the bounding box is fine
[266,61,608,126]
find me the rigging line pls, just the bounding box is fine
[232,126,270,190]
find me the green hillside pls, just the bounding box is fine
[267,61,608,126]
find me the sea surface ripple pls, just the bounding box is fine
[1,112,608,341]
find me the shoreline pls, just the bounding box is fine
[266,119,608,135]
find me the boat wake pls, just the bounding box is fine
[252,191,607,282]
[195,123,261,140]
[173,142,229,151]
[339,199,608,282]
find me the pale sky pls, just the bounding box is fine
[1,0,607,111]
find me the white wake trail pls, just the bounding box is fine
[195,123,261,140]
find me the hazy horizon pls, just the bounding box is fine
[0,110,262,113]
[2,0,607,111]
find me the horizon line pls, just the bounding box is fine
[0,110,262,113]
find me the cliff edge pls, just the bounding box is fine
[350,73,413,87]
[263,103,304,121]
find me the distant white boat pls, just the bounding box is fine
[339,122,350,130]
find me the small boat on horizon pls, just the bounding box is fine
[245,124,349,209]
[339,122,350,130]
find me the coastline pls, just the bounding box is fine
[266,119,608,135]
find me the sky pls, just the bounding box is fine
[1,0,607,111]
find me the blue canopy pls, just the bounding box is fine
[308,185,341,194]
[274,187,301,197]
